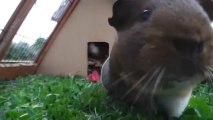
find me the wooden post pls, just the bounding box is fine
[0,0,37,61]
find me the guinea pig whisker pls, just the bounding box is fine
[207,66,213,77]
[121,72,150,99]
[208,68,213,85]
[112,72,134,86]
[207,74,213,85]
[204,70,211,82]
[208,66,213,72]
[206,66,213,76]
[203,66,209,79]
[150,68,165,113]
[205,66,213,85]
[133,67,162,104]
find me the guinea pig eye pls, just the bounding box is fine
[139,9,152,22]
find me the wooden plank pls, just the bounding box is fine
[0,0,37,60]
[0,64,37,80]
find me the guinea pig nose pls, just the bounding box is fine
[172,38,204,56]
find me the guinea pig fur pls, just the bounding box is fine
[101,0,213,118]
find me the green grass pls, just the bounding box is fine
[0,75,212,120]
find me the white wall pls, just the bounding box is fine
[37,0,116,76]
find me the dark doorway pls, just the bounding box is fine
[87,42,109,75]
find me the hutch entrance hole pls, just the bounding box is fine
[87,42,109,75]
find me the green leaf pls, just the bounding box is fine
[189,96,212,117]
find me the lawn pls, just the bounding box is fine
[0,75,212,120]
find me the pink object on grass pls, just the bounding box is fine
[88,70,100,82]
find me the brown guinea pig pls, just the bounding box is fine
[101,0,213,118]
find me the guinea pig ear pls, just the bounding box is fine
[197,0,213,21]
[108,0,130,30]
